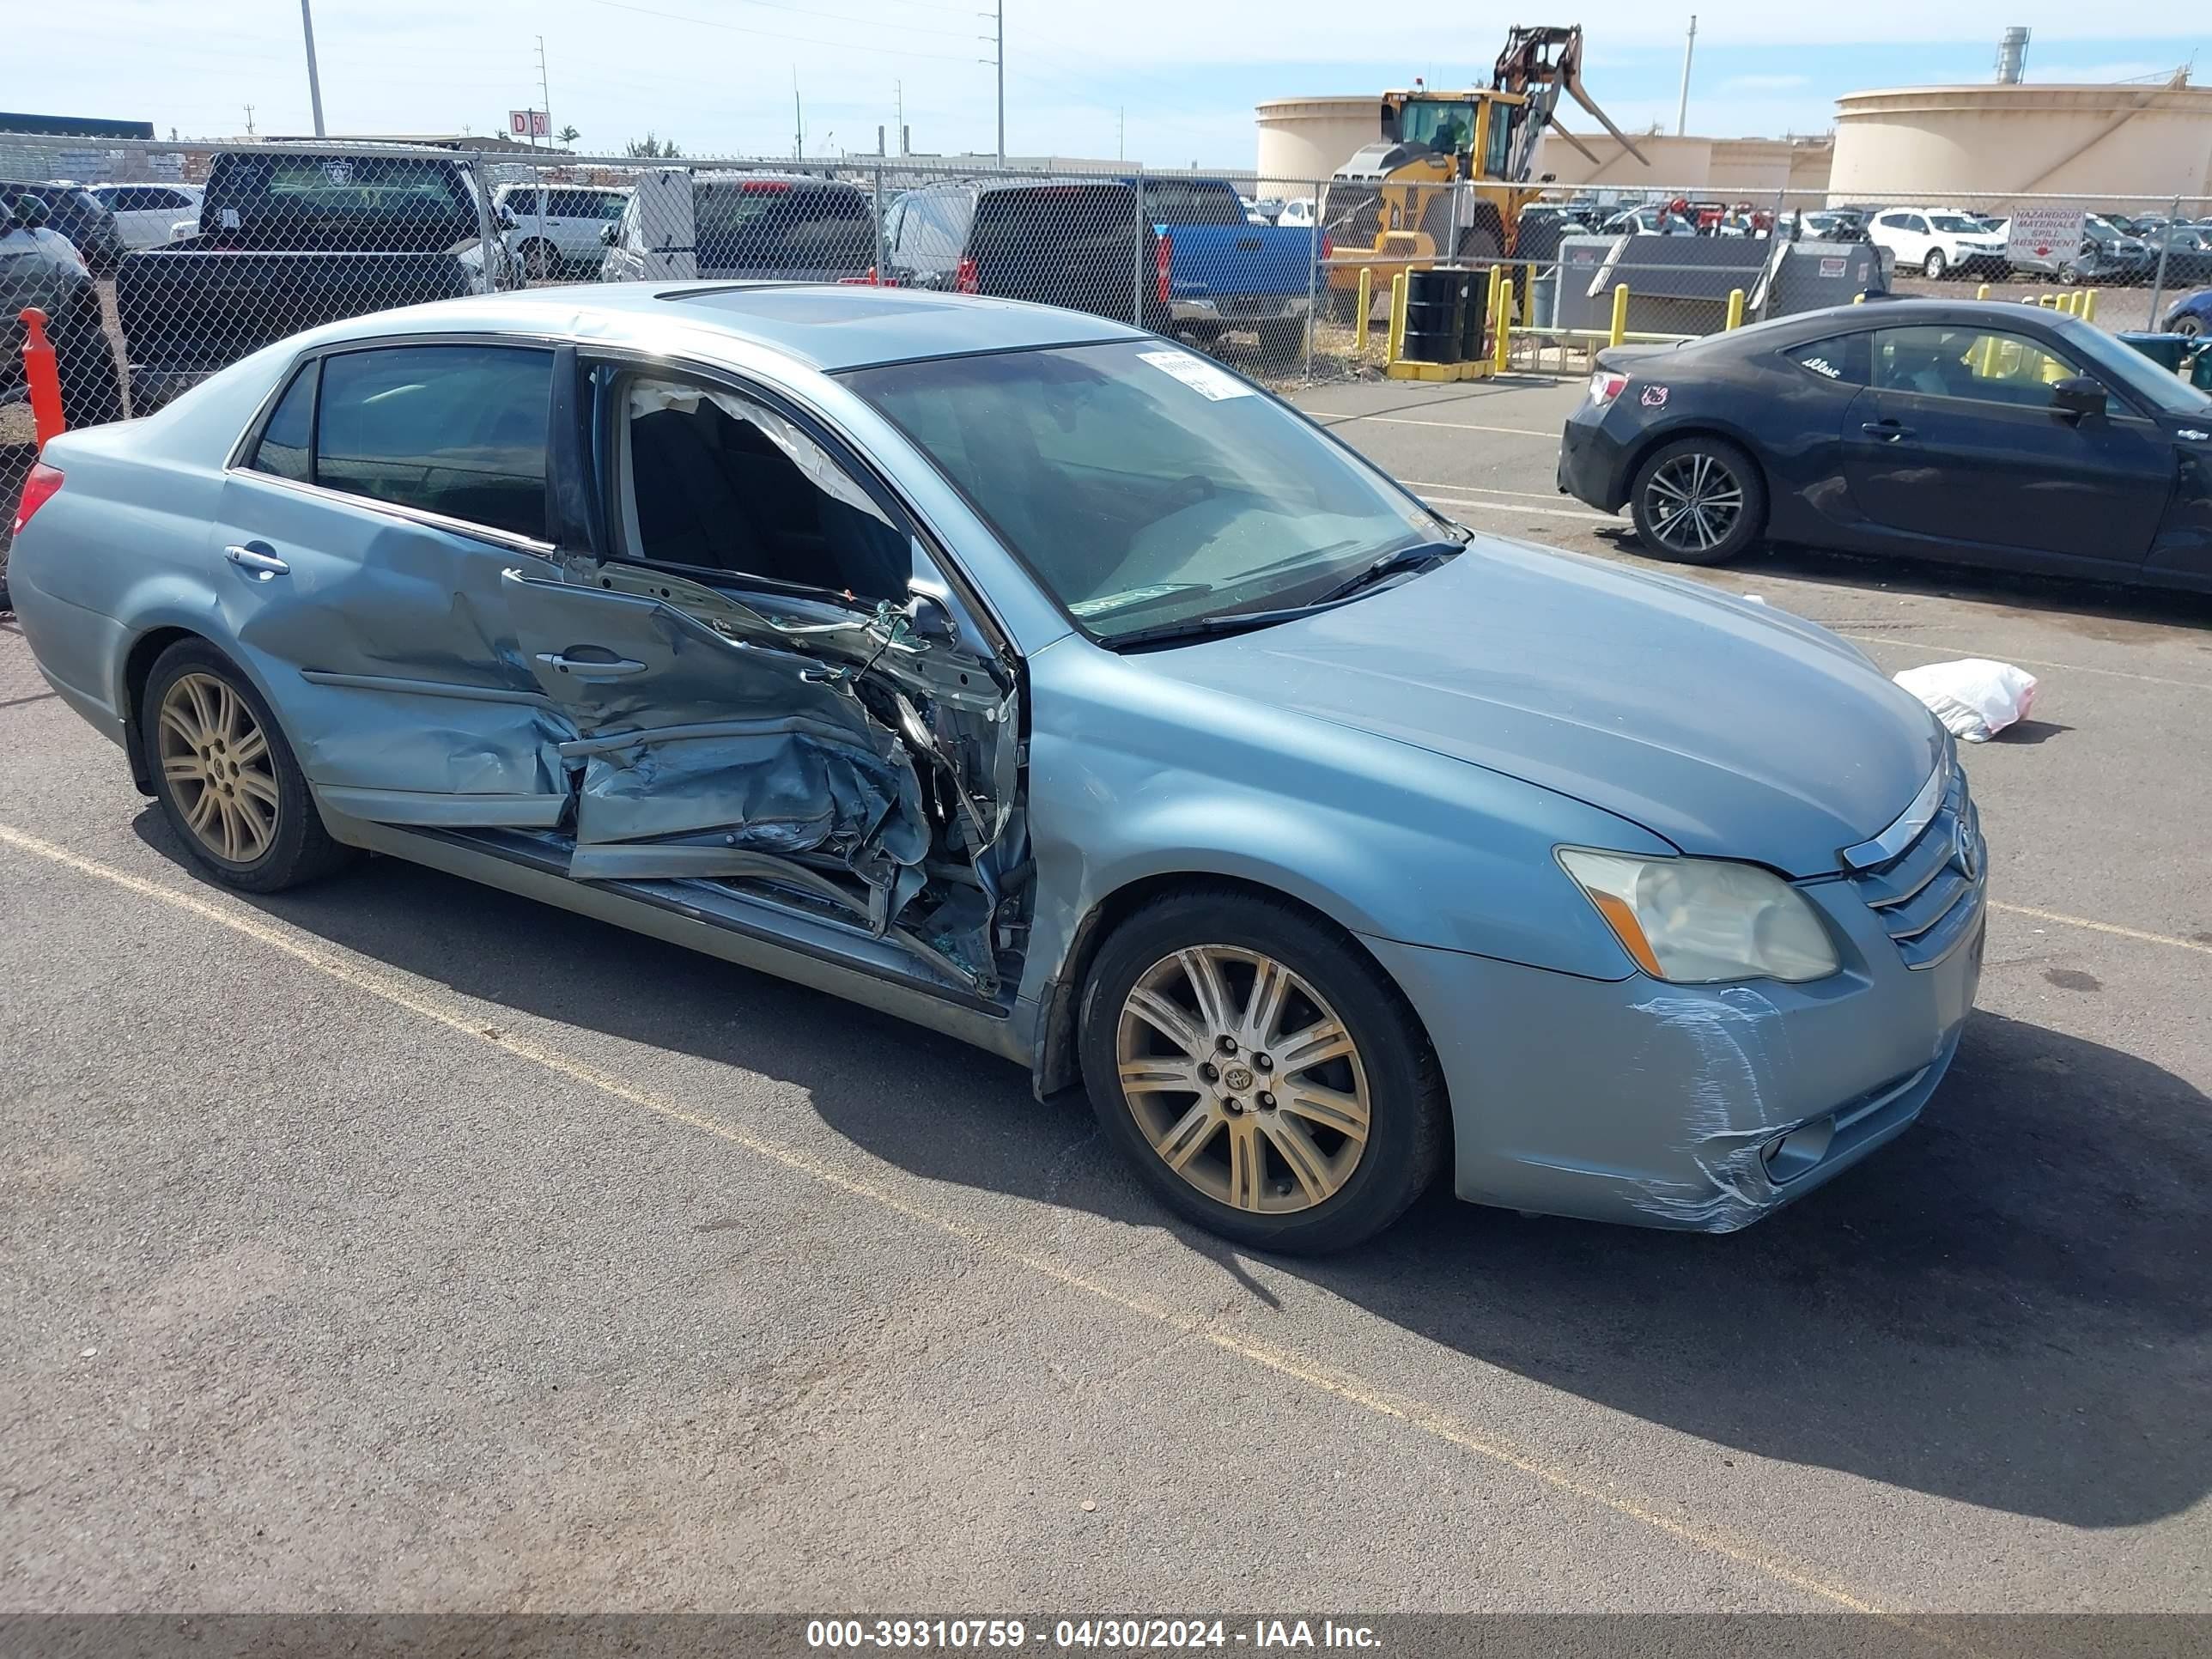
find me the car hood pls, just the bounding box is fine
[1136,539,1942,877]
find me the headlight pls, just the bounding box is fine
[1557,849,1840,984]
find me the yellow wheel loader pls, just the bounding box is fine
[1323,24,1647,316]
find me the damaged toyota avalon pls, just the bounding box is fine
[8,284,1984,1251]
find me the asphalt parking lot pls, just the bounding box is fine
[3,373,2209,1621]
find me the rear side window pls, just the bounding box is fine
[249,362,317,483]
[313,344,553,541]
[1788,331,1869,386]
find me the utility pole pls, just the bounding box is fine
[896,81,904,155]
[978,0,1003,167]
[243,103,256,138]
[299,0,326,137]
[793,71,804,161]
[1676,14,1697,137]
[536,35,553,151]
[1118,107,1125,161]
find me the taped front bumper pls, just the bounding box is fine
[1365,876,1986,1232]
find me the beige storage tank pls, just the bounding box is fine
[1255,96,1378,195]
[1829,82,2212,208]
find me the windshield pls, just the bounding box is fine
[844,340,1448,641]
[2055,316,2212,415]
[1929,216,1981,233]
[1398,98,1479,155]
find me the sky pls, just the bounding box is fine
[13,1,2210,173]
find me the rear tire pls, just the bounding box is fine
[2172,314,2203,338]
[1628,434,1767,567]
[1079,887,1447,1255]
[141,640,356,893]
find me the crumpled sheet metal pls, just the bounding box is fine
[1623,986,1795,1232]
[300,699,575,799]
[564,715,930,868]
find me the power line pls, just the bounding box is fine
[585,0,984,58]
[693,0,982,40]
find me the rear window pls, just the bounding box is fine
[1788,331,1869,386]
[1141,180,1243,227]
[211,155,475,225]
[249,362,317,483]
[695,181,872,271]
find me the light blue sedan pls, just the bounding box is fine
[6,284,1985,1250]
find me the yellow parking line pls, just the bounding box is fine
[1990,900,2212,957]
[0,818,1902,1619]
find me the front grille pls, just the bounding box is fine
[1849,765,1986,969]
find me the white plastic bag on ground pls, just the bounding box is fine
[1892,659,2039,743]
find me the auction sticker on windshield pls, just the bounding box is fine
[1138,349,1255,401]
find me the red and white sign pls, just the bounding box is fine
[507,109,550,138]
[2007,204,2084,264]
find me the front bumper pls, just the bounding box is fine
[1365,868,1986,1232]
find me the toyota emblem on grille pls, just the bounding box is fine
[1952,817,1979,881]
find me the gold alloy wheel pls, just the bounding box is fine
[156,672,279,864]
[1115,945,1371,1214]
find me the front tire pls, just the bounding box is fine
[142,640,354,892]
[1628,434,1767,566]
[1922,249,1948,280]
[2172,314,2203,338]
[1079,887,1446,1254]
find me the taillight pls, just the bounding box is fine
[1588,370,1630,406]
[955,256,979,294]
[1322,232,1334,262]
[1155,233,1173,307]
[10,462,63,539]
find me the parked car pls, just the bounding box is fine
[113,149,508,409]
[599,173,872,283]
[1273,198,1317,229]
[495,181,628,279]
[1,188,127,602]
[2136,224,2212,288]
[2003,217,2150,286]
[0,180,125,274]
[1133,175,1322,359]
[1601,205,1695,236]
[86,182,204,251]
[8,283,1982,1249]
[2160,288,2212,337]
[1864,207,2008,281]
[880,179,1170,332]
[1558,296,2212,593]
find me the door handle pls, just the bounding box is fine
[223,543,289,579]
[1861,422,1914,441]
[536,651,648,679]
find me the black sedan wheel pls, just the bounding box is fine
[1628,436,1767,566]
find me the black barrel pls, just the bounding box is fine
[1458,269,1492,362]
[1403,266,1468,363]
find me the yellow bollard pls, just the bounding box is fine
[1354,267,1373,353]
[2082,289,2098,323]
[1608,281,1629,349]
[1974,283,1990,300]
[1492,270,1511,374]
[1724,288,1745,331]
[1387,270,1407,365]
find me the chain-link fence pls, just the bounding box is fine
[8,127,2212,564]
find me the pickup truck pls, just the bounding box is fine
[114,149,507,406]
[1139,177,1323,358]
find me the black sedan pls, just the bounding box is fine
[1557,298,2212,593]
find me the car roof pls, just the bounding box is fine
[322,280,1145,373]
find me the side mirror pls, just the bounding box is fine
[599,222,617,246]
[2052,376,2107,420]
[497,206,518,230]
[904,590,958,644]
